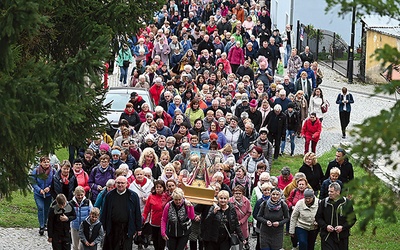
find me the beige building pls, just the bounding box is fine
[361,16,400,83]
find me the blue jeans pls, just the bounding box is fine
[34,194,52,228]
[119,66,129,84]
[281,130,296,155]
[295,227,319,250]
[284,44,291,67]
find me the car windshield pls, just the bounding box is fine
[104,90,152,111]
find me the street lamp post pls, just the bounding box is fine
[347,4,356,84]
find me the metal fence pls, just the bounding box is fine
[296,22,361,79]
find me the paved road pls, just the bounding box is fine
[0,65,397,250]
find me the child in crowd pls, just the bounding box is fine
[199,132,210,149]
[160,163,178,183]
[47,194,77,249]
[189,135,200,149]
[172,161,182,175]
[70,186,93,250]
[79,207,104,250]
[319,167,343,199]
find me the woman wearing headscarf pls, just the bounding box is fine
[257,188,289,250]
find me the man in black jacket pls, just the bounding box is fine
[315,182,356,250]
[324,148,354,184]
[101,176,142,250]
[263,104,287,159]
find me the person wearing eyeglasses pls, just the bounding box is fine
[101,176,142,250]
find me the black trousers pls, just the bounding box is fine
[268,133,282,159]
[321,234,349,250]
[167,235,189,250]
[152,225,165,250]
[339,111,351,135]
[51,240,71,250]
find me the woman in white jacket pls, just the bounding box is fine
[309,87,326,122]
[289,189,319,250]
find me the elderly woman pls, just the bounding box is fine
[161,188,195,250]
[168,95,187,118]
[129,167,154,214]
[138,112,155,134]
[172,142,191,170]
[143,180,169,250]
[242,146,270,177]
[289,189,319,250]
[32,156,56,235]
[133,37,149,65]
[229,185,252,247]
[257,188,289,250]
[299,152,324,195]
[138,102,152,123]
[202,190,246,250]
[88,154,115,203]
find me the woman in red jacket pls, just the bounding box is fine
[142,180,169,250]
[301,112,322,155]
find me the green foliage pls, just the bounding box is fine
[325,0,400,19]
[325,0,400,232]
[0,0,163,198]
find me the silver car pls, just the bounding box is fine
[103,87,153,136]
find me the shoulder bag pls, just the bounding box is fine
[223,222,240,246]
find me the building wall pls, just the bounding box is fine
[365,30,400,83]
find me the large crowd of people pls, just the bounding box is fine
[30,1,359,250]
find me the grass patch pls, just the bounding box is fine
[1,149,399,249]
[0,191,38,228]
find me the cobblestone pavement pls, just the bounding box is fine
[0,66,396,250]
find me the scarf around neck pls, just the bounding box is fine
[267,197,282,211]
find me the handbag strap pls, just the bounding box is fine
[223,222,232,238]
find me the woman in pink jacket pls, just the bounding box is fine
[161,188,195,250]
[229,185,252,245]
[301,112,322,155]
[228,41,245,74]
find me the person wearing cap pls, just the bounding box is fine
[199,132,210,149]
[234,94,250,117]
[289,189,319,250]
[110,149,123,170]
[281,102,300,156]
[324,148,354,184]
[274,89,293,112]
[255,128,273,167]
[248,99,262,131]
[262,104,287,160]
[315,182,356,250]
[129,92,146,113]
[72,158,90,194]
[117,43,133,86]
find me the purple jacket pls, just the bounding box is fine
[88,165,115,202]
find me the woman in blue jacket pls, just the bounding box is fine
[336,87,354,139]
[31,156,56,236]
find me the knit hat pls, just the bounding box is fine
[111,149,121,156]
[249,99,258,107]
[304,189,314,198]
[99,143,110,152]
[144,134,155,142]
[209,132,219,140]
[242,95,249,102]
[253,146,263,155]
[259,127,268,135]
[288,102,295,109]
[201,132,210,141]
